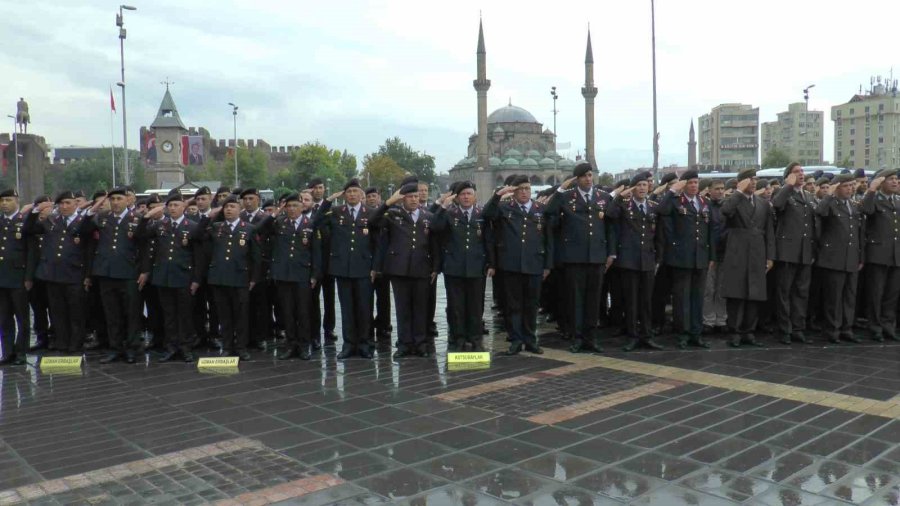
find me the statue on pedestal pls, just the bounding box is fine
[16,98,29,134]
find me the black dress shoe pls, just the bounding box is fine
[29,341,48,352]
[828,337,840,344]
[158,351,177,363]
[13,356,27,365]
[727,335,742,348]
[393,349,412,360]
[505,342,523,356]
[99,353,120,364]
[277,348,297,360]
[778,337,791,345]
[677,340,688,350]
[359,349,374,359]
[589,338,604,353]
[238,351,252,361]
[744,335,763,347]
[623,339,639,352]
[569,339,586,353]
[643,339,664,351]
[326,331,338,341]
[183,353,195,363]
[311,340,322,351]
[418,349,432,358]
[299,349,312,360]
[524,343,543,355]
[692,338,711,349]
[842,334,862,343]
[126,352,137,364]
[337,348,355,360]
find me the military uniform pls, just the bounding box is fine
[658,188,716,347]
[315,199,376,357]
[860,189,900,341]
[612,197,661,348]
[0,203,33,364]
[771,184,817,343]
[24,207,90,353]
[482,190,553,353]
[544,184,617,352]
[187,207,218,348]
[702,197,728,330]
[81,207,144,361]
[139,213,206,360]
[310,199,337,347]
[201,217,262,357]
[242,206,273,348]
[816,193,864,342]
[431,202,492,351]
[256,209,321,358]
[720,189,775,346]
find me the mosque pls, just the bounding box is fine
[449,21,599,202]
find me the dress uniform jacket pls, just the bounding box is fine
[861,191,900,267]
[81,210,142,280]
[657,192,716,269]
[314,201,375,278]
[482,195,554,275]
[432,206,493,278]
[612,198,660,272]
[816,195,864,272]
[0,210,34,288]
[544,188,617,264]
[138,215,206,288]
[256,214,322,283]
[201,220,262,287]
[719,192,775,301]
[25,212,90,284]
[772,186,817,265]
[371,205,439,278]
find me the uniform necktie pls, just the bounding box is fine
[639,203,646,215]
[350,208,356,221]
[690,199,697,212]
[520,204,527,214]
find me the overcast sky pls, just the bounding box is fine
[3,0,899,175]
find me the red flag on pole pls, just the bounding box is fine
[110,87,116,112]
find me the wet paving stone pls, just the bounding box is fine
[465,468,556,502]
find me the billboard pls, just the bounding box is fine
[184,135,204,165]
[143,131,156,164]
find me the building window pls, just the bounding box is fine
[851,139,855,146]
[851,128,856,135]
[837,150,842,158]
[850,150,855,156]
[880,137,884,144]
[880,104,885,111]
[866,138,870,145]
[850,108,855,115]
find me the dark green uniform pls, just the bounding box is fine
[0,207,33,363]
[816,195,864,342]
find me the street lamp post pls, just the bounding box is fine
[116,4,136,185]
[550,86,559,170]
[650,0,659,178]
[228,103,238,187]
[6,115,19,195]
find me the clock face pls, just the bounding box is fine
[161,140,174,153]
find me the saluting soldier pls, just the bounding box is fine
[24,191,90,354]
[771,163,817,344]
[720,169,775,348]
[0,189,33,365]
[255,192,321,360]
[80,187,145,363]
[138,193,206,363]
[26,195,51,352]
[544,162,617,353]
[482,175,552,356]
[650,172,677,333]
[816,173,865,343]
[701,179,728,334]
[612,173,664,351]
[372,183,440,358]
[658,170,716,349]
[308,178,338,348]
[861,169,900,342]
[239,188,272,350]
[315,179,377,359]
[187,186,218,350]
[431,181,493,352]
[201,196,262,360]
[365,187,392,345]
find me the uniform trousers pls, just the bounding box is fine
[312,275,337,340]
[45,281,86,352]
[157,286,195,354]
[821,268,858,340]
[670,267,707,339]
[620,268,654,340]
[502,271,541,346]
[866,264,900,339]
[371,276,392,337]
[651,265,672,328]
[0,286,30,359]
[276,280,312,350]
[564,263,603,342]
[249,281,272,346]
[444,276,485,345]
[336,277,372,352]
[29,279,50,345]
[774,261,811,338]
[702,263,727,327]
[212,285,249,353]
[390,276,429,351]
[99,277,143,354]
[192,281,219,344]
[726,298,759,336]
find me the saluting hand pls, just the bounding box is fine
[826,183,837,196]
[618,186,634,199]
[145,205,165,220]
[784,173,799,187]
[561,176,577,190]
[737,178,754,194]
[669,180,686,194]
[495,185,516,197]
[137,273,149,291]
[326,190,345,202]
[386,189,403,206]
[442,194,457,209]
[869,176,885,193]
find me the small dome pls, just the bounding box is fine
[492,125,505,133]
[525,149,542,160]
[539,157,557,168]
[501,157,520,167]
[503,148,522,158]
[544,150,560,159]
[488,104,539,124]
[521,158,539,168]
[489,156,502,167]
[455,157,470,167]
[543,128,554,135]
[558,159,576,169]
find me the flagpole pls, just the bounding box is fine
[110,87,117,187]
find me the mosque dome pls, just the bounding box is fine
[521,158,539,168]
[544,150,560,159]
[501,157,520,167]
[558,159,576,169]
[488,104,539,124]
[525,149,542,160]
[503,148,522,159]
[489,156,502,167]
[539,157,557,168]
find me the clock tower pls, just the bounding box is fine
[146,85,186,188]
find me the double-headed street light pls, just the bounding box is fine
[228,103,239,186]
[116,4,136,185]
[6,115,19,194]
[550,86,559,169]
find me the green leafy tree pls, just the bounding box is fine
[361,154,406,194]
[597,172,615,187]
[377,137,435,183]
[339,150,358,181]
[762,148,791,169]
[837,156,853,169]
[46,150,145,195]
[289,142,347,191]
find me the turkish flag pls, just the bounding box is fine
[110,87,116,112]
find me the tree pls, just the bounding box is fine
[289,142,348,191]
[837,156,853,169]
[597,172,615,187]
[762,148,791,169]
[361,154,406,194]
[46,150,146,195]
[376,137,436,183]
[338,150,358,181]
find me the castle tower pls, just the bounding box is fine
[688,119,697,169]
[147,84,187,187]
[581,30,598,170]
[473,19,491,172]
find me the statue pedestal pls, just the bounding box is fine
[0,133,47,203]
[146,164,185,189]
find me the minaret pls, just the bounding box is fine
[582,30,598,170]
[473,19,491,172]
[688,119,697,169]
